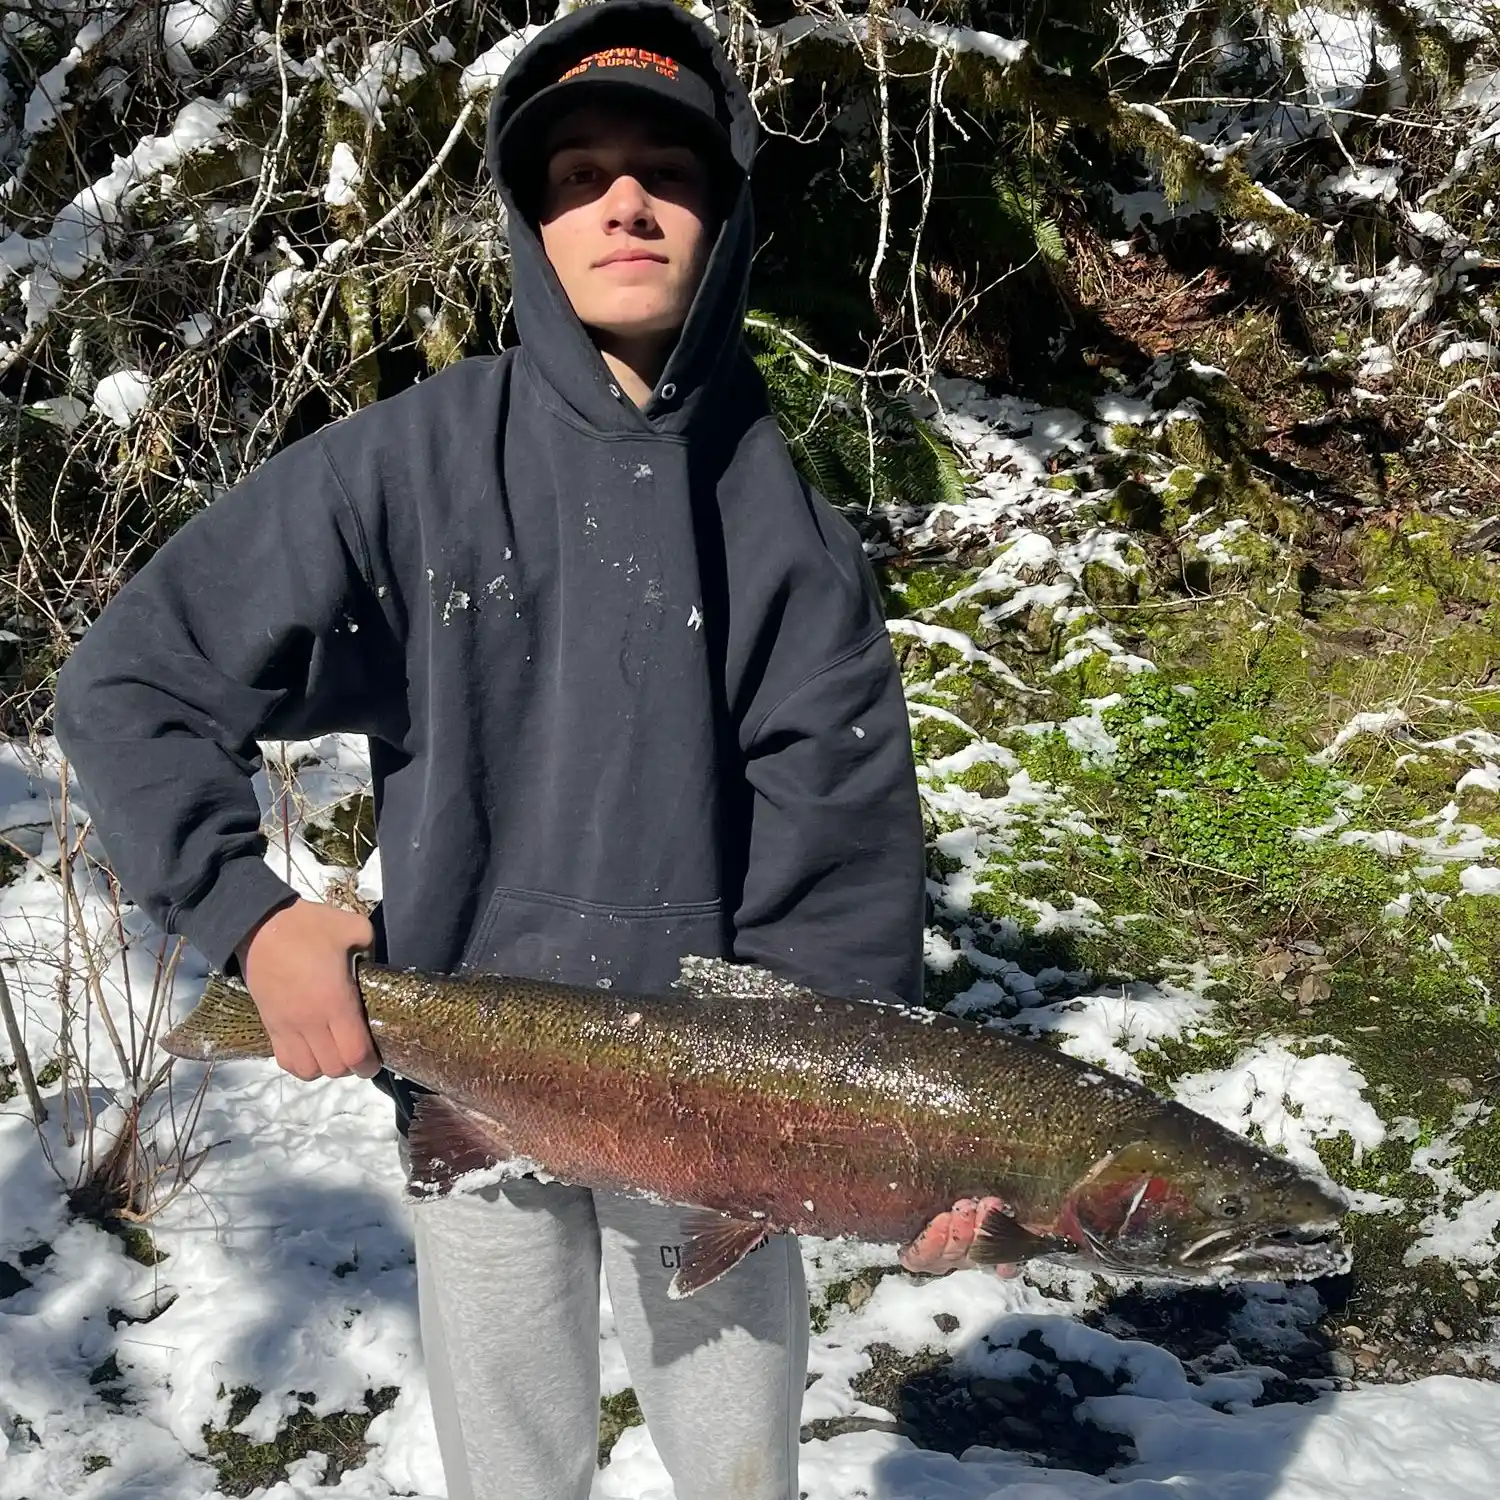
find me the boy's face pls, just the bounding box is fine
[537,103,713,347]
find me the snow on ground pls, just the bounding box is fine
[2,721,1500,1498]
[8,991,1500,1500]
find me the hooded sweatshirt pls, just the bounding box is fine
[52,0,926,1044]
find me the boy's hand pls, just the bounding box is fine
[235,898,380,1082]
[898,1196,1021,1278]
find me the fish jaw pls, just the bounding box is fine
[1047,1140,1352,1283]
[1050,1189,1350,1282]
[1184,1222,1352,1281]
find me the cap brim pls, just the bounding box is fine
[497,77,737,188]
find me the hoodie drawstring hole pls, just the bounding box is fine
[660,383,676,400]
[608,383,622,399]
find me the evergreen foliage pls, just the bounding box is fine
[746,310,968,510]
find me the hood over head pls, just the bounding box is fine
[487,0,760,436]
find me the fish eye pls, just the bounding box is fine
[1216,1193,1247,1219]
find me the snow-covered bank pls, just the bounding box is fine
[3,713,1500,1497]
[7,1064,1500,1499]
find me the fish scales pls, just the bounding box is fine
[329,964,1206,1242]
[161,956,1349,1290]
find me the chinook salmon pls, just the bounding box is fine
[161,955,1349,1298]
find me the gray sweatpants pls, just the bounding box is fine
[411,1174,810,1500]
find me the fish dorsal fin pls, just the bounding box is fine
[406,1096,513,1200]
[969,1206,1073,1267]
[670,1209,770,1299]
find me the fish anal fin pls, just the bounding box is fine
[970,1206,1070,1267]
[669,1210,770,1300]
[406,1096,513,1200]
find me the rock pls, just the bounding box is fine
[1297,972,1332,1005]
[801,1415,899,1443]
[1327,1351,1356,1378]
[1434,1320,1454,1340]
[0,1262,32,1299]
[932,1312,959,1333]
[970,1378,1029,1409]
[1001,1414,1043,1444]
[1340,1325,1365,1340]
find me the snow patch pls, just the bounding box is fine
[91,369,152,429]
[1407,1190,1500,1266]
[323,142,364,208]
[1173,1041,1385,1174]
[256,265,309,327]
[336,41,426,126]
[0,97,232,328]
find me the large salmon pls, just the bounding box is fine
[162,955,1348,1297]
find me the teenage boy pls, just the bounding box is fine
[55,3,985,1497]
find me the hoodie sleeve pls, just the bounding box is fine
[52,438,395,973]
[731,599,927,1008]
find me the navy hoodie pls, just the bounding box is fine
[52,0,926,1040]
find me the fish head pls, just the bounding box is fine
[1057,1128,1350,1281]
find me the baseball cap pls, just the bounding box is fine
[496,41,738,208]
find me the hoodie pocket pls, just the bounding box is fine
[461,885,726,993]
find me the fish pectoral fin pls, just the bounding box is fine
[969,1206,1070,1267]
[406,1096,513,1200]
[669,1210,770,1301]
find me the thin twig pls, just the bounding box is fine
[0,957,46,1124]
[866,0,894,321]
[742,318,917,382]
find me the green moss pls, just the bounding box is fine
[1316,1111,1500,1342]
[1360,522,1496,602]
[1134,1030,1243,1089]
[203,1385,399,1497]
[33,1057,61,1088]
[302,795,377,871]
[1080,559,1139,607]
[119,1226,167,1268]
[889,566,980,617]
[1161,465,1201,506]
[338,274,381,410]
[1110,423,1152,453]
[1165,418,1212,470]
[953,761,1011,798]
[597,1388,644,1465]
[910,714,974,761]
[942,649,1479,1001]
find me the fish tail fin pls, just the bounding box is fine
[160,973,273,1061]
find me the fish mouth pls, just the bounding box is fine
[1177,1221,1350,1279]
